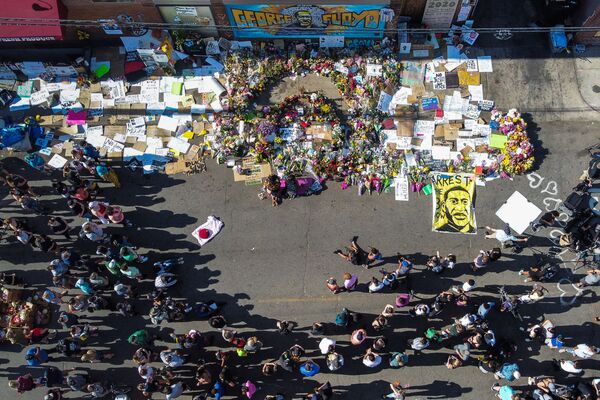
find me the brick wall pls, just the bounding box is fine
[60,0,163,42]
[62,0,163,22]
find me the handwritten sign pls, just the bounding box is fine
[395,174,409,201]
[421,97,439,111]
[319,36,344,48]
[414,120,435,137]
[433,72,446,91]
[466,59,478,72]
[478,100,495,111]
[366,64,383,77]
[376,91,393,114]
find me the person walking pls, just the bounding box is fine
[47,217,72,239]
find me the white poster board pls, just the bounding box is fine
[319,36,344,48]
[495,191,542,234]
[395,174,409,201]
[422,0,460,28]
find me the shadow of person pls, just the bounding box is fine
[407,380,473,398]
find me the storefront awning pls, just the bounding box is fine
[0,0,64,42]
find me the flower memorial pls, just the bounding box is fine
[491,109,534,176]
[209,47,536,200]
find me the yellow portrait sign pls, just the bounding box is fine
[431,173,477,234]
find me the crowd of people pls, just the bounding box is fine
[0,140,599,400]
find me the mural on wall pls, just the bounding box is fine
[225,4,394,38]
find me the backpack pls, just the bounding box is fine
[335,309,349,326]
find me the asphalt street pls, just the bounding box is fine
[0,115,599,400]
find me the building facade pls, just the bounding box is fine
[0,0,477,45]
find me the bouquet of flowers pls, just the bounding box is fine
[492,109,534,176]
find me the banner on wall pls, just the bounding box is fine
[431,173,477,234]
[422,0,460,28]
[225,4,394,39]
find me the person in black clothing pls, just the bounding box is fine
[52,181,70,199]
[57,312,79,329]
[67,199,91,220]
[531,211,559,232]
[307,381,334,400]
[48,217,72,240]
[334,236,367,267]
[33,234,59,254]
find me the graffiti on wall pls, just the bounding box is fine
[225,4,394,39]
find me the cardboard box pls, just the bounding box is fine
[186,144,201,160]
[443,124,460,141]
[104,126,124,136]
[116,104,130,121]
[233,160,272,182]
[89,83,101,93]
[397,119,416,137]
[434,125,445,139]
[78,89,91,109]
[165,159,189,175]
[133,141,147,152]
[460,145,473,157]
[57,124,79,135]
[394,105,418,119]
[306,125,333,142]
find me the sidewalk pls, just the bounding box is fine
[574,46,600,113]
[478,46,600,122]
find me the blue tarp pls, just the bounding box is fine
[0,126,26,149]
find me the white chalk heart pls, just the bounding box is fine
[541,181,558,196]
[543,197,562,211]
[527,173,545,189]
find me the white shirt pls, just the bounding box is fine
[138,365,154,379]
[363,354,382,367]
[560,360,582,373]
[571,344,595,359]
[319,338,335,355]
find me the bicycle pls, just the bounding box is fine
[498,286,523,322]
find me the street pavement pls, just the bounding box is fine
[1,37,600,398]
[1,117,599,400]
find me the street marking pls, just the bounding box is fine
[557,278,584,306]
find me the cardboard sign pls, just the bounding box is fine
[48,154,68,169]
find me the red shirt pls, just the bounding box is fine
[17,374,34,393]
